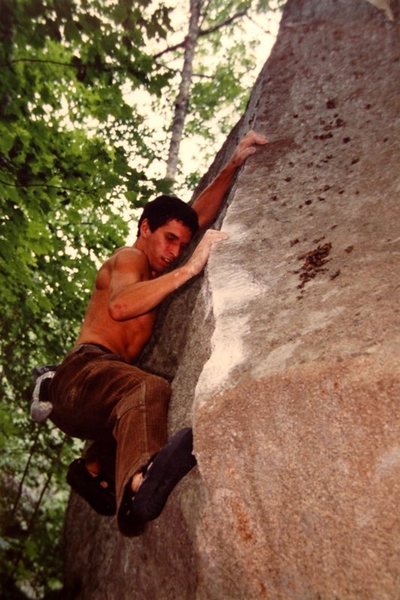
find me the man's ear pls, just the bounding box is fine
[139,218,151,239]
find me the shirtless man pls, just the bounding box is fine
[48,131,267,536]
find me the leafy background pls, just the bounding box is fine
[0,0,282,597]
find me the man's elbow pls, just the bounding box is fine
[196,214,210,231]
[108,302,127,321]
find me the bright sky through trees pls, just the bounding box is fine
[125,1,282,242]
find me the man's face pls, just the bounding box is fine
[142,218,193,273]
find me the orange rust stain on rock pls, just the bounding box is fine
[230,499,254,543]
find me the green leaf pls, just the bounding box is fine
[0,128,15,153]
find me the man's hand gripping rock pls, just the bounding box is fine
[231,130,268,167]
[183,131,268,277]
[185,229,228,278]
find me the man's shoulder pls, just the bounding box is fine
[95,246,149,289]
[112,246,144,259]
[110,246,149,273]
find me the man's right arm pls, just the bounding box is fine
[192,131,268,230]
[108,230,227,321]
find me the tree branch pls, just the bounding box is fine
[0,57,154,81]
[192,71,214,79]
[153,8,248,60]
[25,437,67,538]
[10,427,41,522]
[199,0,212,30]
[199,8,248,37]
[0,177,97,194]
[247,14,274,35]
[0,57,75,69]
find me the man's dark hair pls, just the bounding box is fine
[137,195,199,238]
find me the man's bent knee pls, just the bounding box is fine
[144,374,171,405]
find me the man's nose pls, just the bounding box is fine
[170,244,180,259]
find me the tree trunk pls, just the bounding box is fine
[165,0,202,183]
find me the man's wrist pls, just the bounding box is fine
[226,157,240,170]
[173,264,194,289]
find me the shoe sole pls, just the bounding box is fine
[117,427,196,535]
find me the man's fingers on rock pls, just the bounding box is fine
[254,133,268,145]
[205,230,228,243]
[250,129,268,141]
[242,130,268,146]
[242,147,257,160]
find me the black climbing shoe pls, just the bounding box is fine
[117,427,197,537]
[67,458,116,517]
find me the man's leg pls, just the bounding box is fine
[50,347,171,518]
[50,346,195,532]
[111,371,171,509]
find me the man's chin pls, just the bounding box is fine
[152,261,169,274]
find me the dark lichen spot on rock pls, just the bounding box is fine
[296,242,332,289]
[314,132,333,140]
[330,270,341,280]
[326,99,336,109]
[345,245,354,253]
[290,238,300,246]
[343,137,351,143]
[351,158,359,165]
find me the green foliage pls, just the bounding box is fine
[0,0,173,596]
[0,425,80,598]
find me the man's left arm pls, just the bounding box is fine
[192,130,268,230]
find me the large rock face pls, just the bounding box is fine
[63,1,400,598]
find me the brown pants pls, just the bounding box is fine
[49,344,171,509]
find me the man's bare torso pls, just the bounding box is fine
[76,247,156,362]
